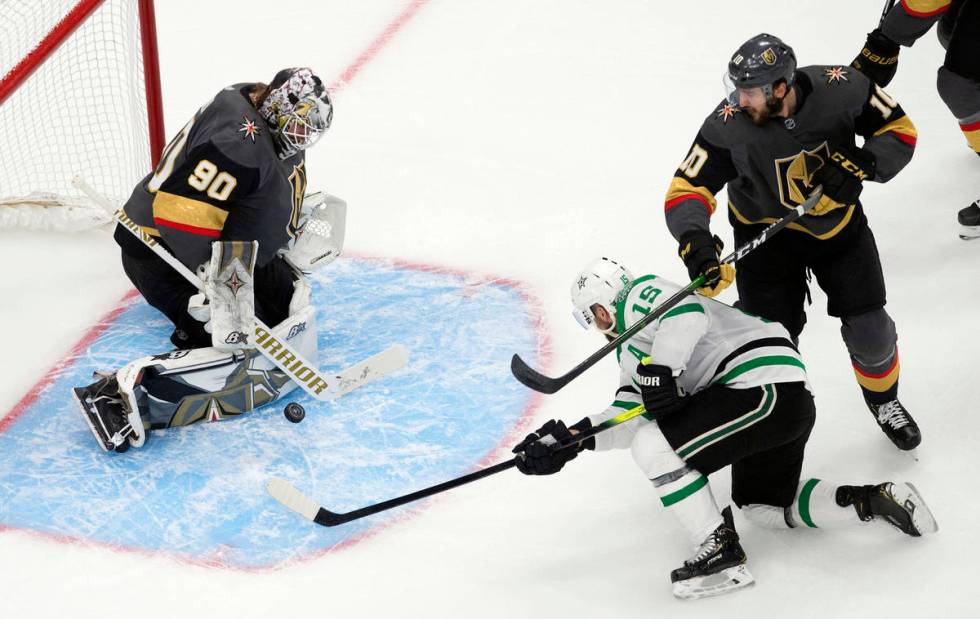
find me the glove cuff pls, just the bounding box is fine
[868,28,900,55]
[570,417,595,451]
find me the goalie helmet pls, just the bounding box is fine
[570,257,634,333]
[259,68,333,159]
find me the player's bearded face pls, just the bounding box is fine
[737,85,787,126]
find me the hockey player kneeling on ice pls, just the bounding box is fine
[72,210,342,452]
[71,67,345,452]
[512,258,938,600]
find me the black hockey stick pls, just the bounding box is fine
[267,403,648,526]
[879,0,897,26]
[510,188,824,394]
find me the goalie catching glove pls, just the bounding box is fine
[512,418,593,475]
[280,192,346,273]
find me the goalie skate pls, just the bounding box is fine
[72,375,141,453]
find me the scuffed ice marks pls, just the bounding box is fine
[0,257,539,568]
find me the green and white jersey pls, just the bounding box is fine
[615,273,807,391]
[589,274,807,449]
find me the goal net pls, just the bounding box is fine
[0,0,164,232]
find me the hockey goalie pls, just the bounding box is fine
[72,68,345,453]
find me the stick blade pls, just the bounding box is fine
[510,354,562,394]
[332,344,410,397]
[266,478,323,522]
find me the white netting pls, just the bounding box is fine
[0,0,153,231]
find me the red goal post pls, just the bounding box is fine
[0,0,165,231]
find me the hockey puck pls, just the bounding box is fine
[283,402,306,423]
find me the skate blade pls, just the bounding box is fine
[672,564,755,600]
[71,388,110,452]
[959,225,980,240]
[904,482,939,535]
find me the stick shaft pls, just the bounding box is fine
[73,177,341,402]
[511,189,823,394]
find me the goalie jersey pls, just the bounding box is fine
[591,274,808,449]
[115,84,307,270]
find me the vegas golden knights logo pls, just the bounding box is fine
[774,142,830,209]
[761,48,777,65]
[287,161,308,239]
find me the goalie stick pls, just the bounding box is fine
[267,403,649,526]
[72,176,408,402]
[510,188,824,394]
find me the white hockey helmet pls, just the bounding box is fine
[570,257,634,333]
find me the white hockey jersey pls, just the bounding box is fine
[589,273,808,450]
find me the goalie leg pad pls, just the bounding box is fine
[204,240,258,351]
[119,304,319,429]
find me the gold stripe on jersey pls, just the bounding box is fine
[872,114,918,143]
[140,225,161,237]
[665,176,717,214]
[152,191,229,234]
[728,200,856,240]
[901,0,951,17]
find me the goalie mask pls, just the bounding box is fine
[259,68,333,159]
[570,257,634,334]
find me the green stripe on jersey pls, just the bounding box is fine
[660,474,709,507]
[715,355,805,384]
[661,303,705,320]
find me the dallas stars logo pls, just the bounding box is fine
[824,66,849,84]
[716,102,740,124]
[238,115,261,141]
[577,276,588,290]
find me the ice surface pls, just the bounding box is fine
[0,0,975,616]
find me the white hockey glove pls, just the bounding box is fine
[280,191,346,273]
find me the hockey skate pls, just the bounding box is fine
[72,375,143,453]
[670,506,755,600]
[868,399,920,451]
[957,200,980,240]
[836,482,938,537]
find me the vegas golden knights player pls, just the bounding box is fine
[664,34,921,451]
[72,68,337,453]
[851,0,980,238]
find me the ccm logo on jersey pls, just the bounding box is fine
[830,151,871,180]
